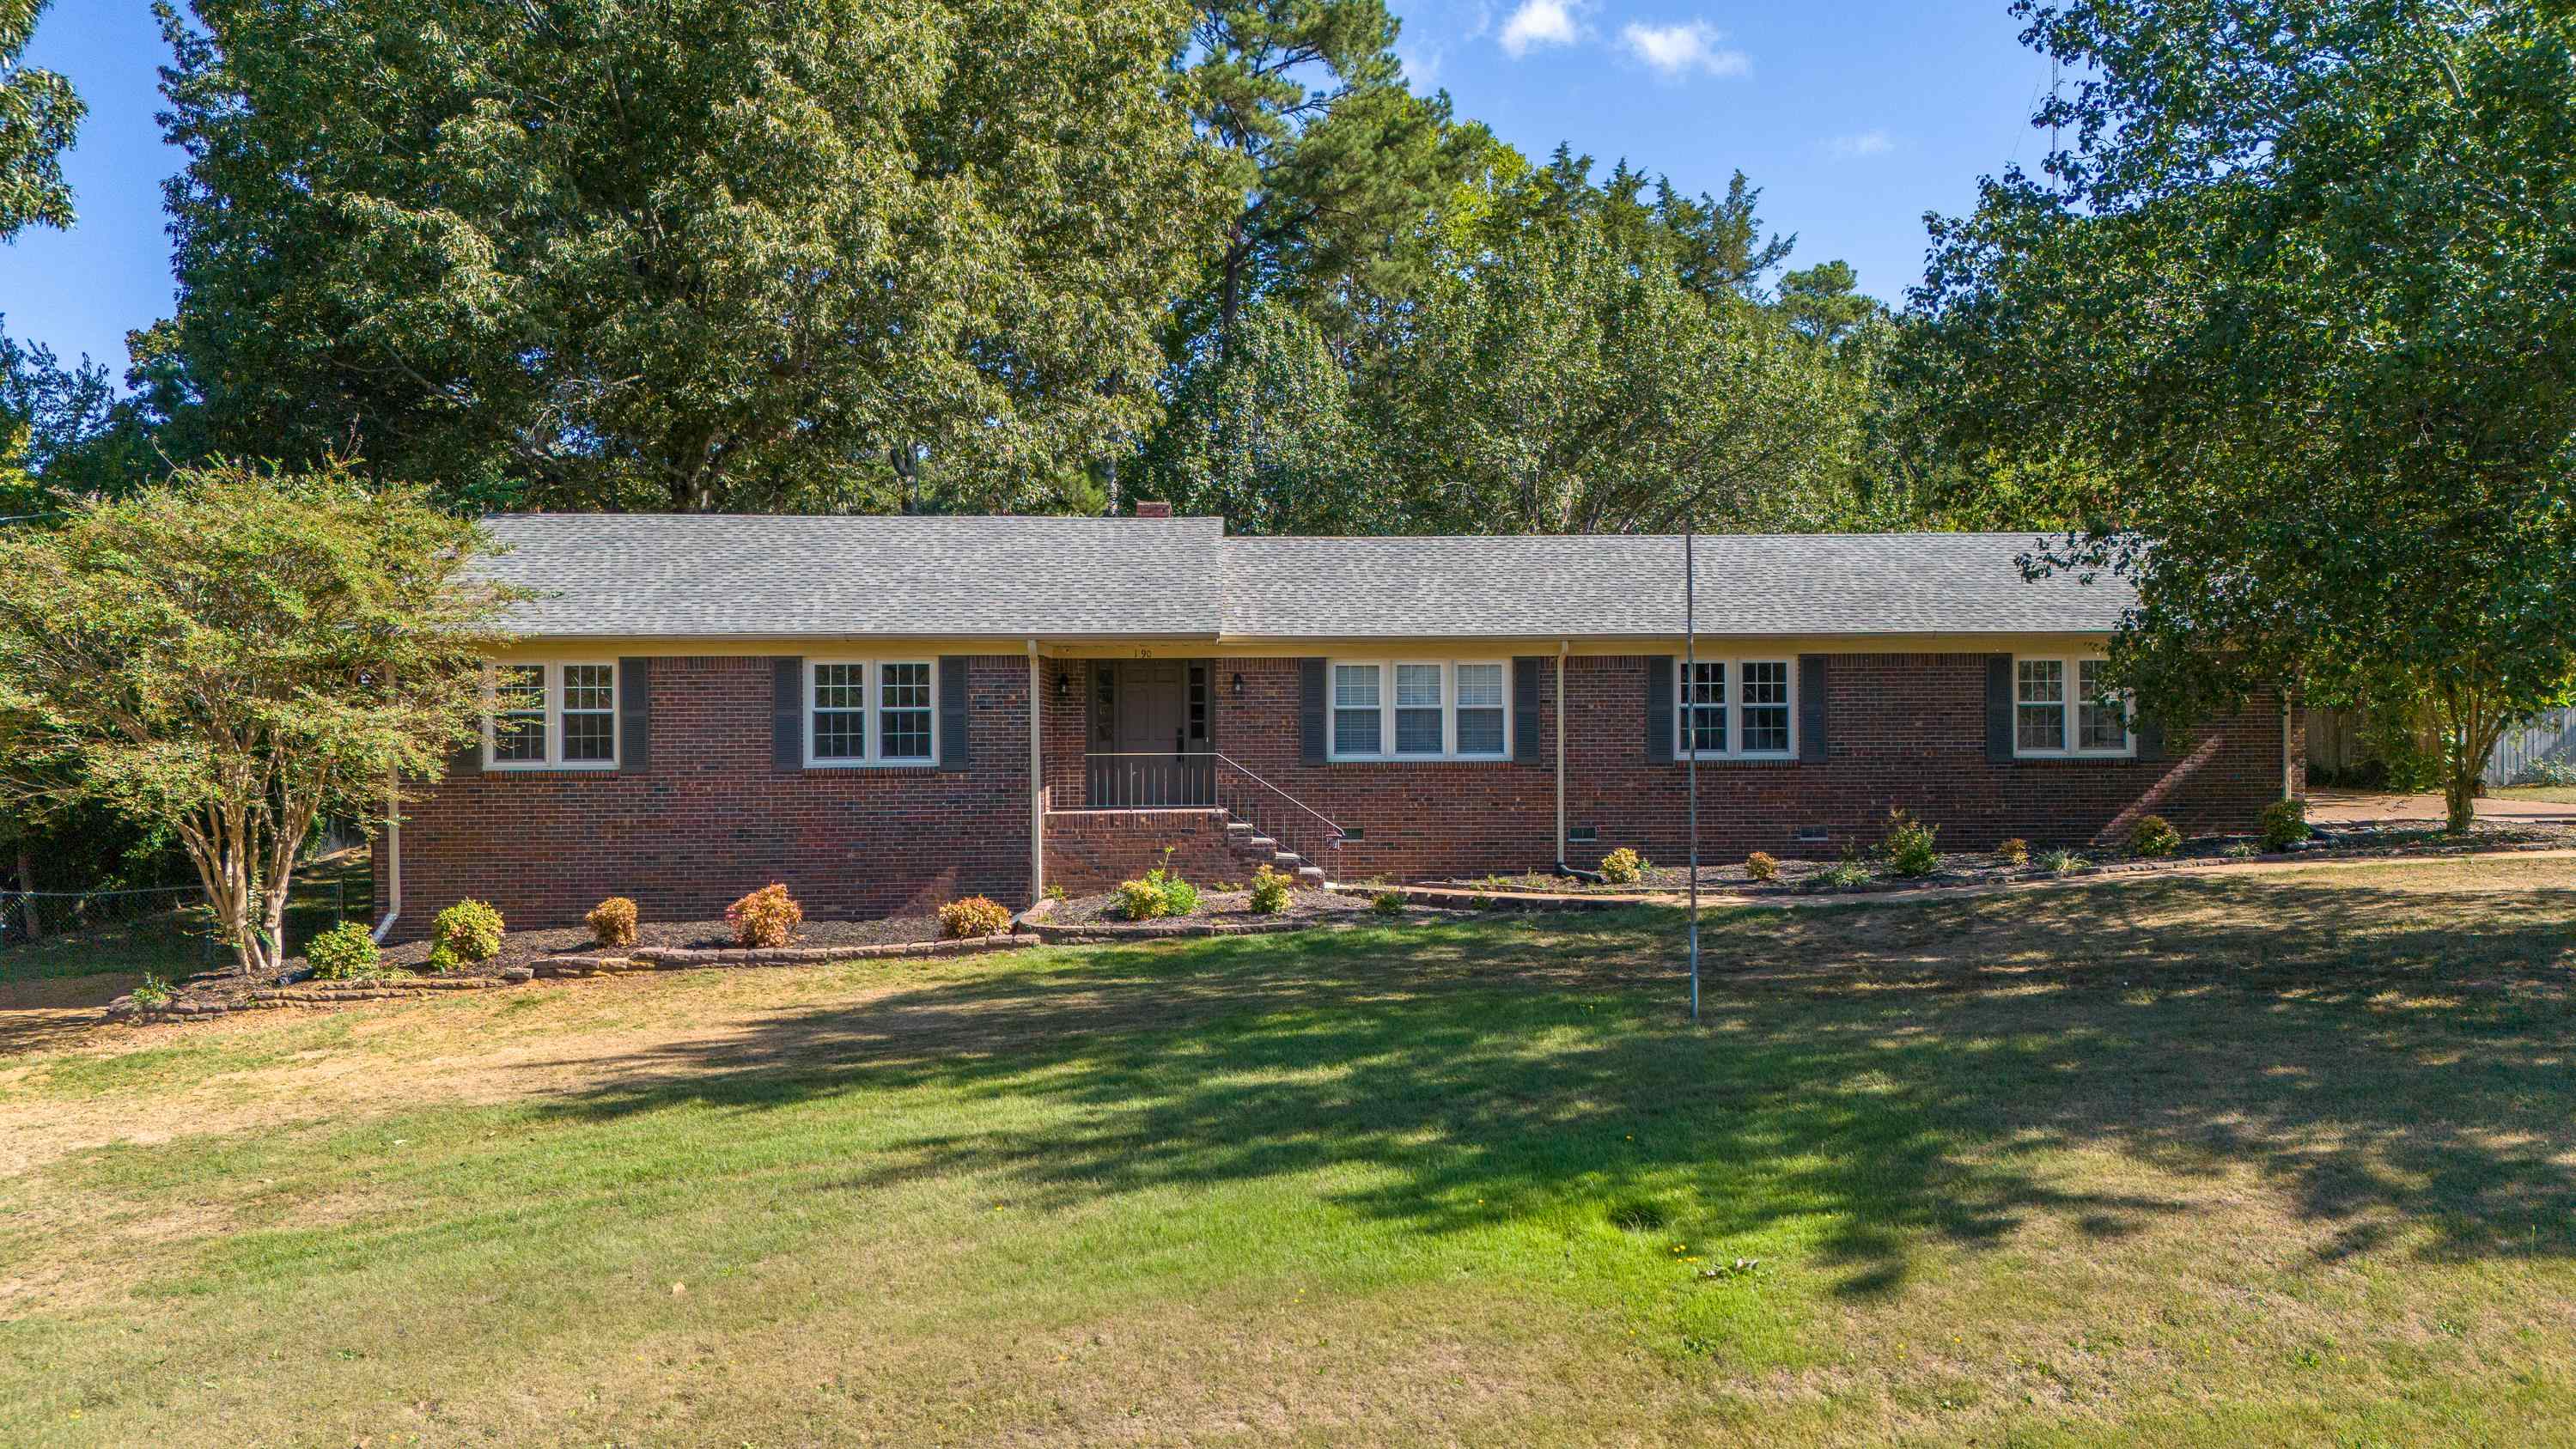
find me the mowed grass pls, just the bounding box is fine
[7,859,2576,1446]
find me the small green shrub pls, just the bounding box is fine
[938,895,1013,939]
[2039,848,2087,876]
[305,921,382,980]
[1598,847,1644,885]
[727,883,804,947]
[2223,841,2261,860]
[1744,850,1778,883]
[130,973,173,1008]
[1811,860,1874,891]
[1372,890,1405,916]
[432,899,504,965]
[1880,807,1941,878]
[1997,837,2031,868]
[1113,868,1200,921]
[586,896,639,947]
[2128,814,2182,858]
[1042,881,1068,902]
[2260,797,2312,851]
[1247,864,1293,915]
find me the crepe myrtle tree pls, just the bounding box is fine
[0,461,518,976]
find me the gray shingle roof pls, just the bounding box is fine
[1220,533,2134,637]
[472,514,2133,640]
[474,514,1225,638]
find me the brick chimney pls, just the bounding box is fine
[1134,499,1173,518]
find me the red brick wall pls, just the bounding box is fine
[1040,809,1252,897]
[1205,653,2291,880]
[376,654,1032,940]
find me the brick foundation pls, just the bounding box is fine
[1039,809,1268,898]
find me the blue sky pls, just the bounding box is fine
[0,0,2054,377]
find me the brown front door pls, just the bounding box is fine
[1094,662,1206,806]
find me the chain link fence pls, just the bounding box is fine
[0,878,354,983]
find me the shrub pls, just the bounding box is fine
[1247,864,1293,915]
[1811,860,1874,891]
[1744,850,1779,883]
[1598,847,1644,885]
[1043,882,1068,902]
[1880,807,1941,878]
[2128,814,2182,858]
[938,895,1012,939]
[432,899,504,965]
[305,921,381,980]
[1997,837,2031,868]
[2039,848,2087,876]
[2260,797,2312,852]
[2521,758,2576,788]
[131,973,173,1008]
[1372,890,1405,916]
[586,896,639,948]
[2224,841,2261,860]
[726,883,804,947]
[1113,868,1200,921]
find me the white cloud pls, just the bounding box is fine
[1828,130,1894,157]
[1501,0,1582,57]
[1619,21,1749,79]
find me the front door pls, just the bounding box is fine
[1093,662,1209,806]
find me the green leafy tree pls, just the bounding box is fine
[1917,0,2576,831]
[0,319,163,512]
[156,0,1226,514]
[1381,210,1859,534]
[0,461,517,976]
[1135,301,1385,533]
[0,0,79,240]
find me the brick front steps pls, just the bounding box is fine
[105,934,1041,1024]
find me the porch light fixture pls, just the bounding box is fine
[1230,672,1244,698]
[1055,669,1070,703]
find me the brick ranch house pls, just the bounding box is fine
[370,510,2302,939]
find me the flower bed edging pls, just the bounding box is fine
[105,933,1041,1023]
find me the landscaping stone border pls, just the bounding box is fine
[105,933,1039,1024]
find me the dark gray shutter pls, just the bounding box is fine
[1299,658,1327,765]
[1798,654,1828,764]
[773,657,803,771]
[1645,655,1675,763]
[2135,710,2167,762]
[938,656,970,770]
[445,730,482,778]
[1985,654,2015,764]
[618,657,650,775]
[1513,656,1545,764]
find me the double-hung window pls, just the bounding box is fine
[483,661,618,770]
[1330,661,1511,761]
[2015,655,2134,758]
[808,660,936,767]
[1675,657,1793,759]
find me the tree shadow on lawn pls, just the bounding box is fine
[521,874,2576,1294]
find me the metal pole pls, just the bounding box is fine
[1686,525,1700,1022]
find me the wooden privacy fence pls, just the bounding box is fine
[2304,706,2576,787]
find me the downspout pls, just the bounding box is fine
[1554,641,1571,874]
[370,777,401,943]
[1028,639,1045,904]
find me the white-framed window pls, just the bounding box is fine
[2016,654,2134,758]
[807,659,937,767]
[1675,656,1795,759]
[483,661,618,770]
[1329,660,1512,761]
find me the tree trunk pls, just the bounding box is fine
[14,849,40,941]
[2445,766,2478,834]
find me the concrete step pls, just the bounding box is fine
[1224,820,1254,836]
[1272,851,1302,868]
[1294,866,1326,885]
[1245,837,1276,853]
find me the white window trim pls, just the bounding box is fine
[805,658,939,769]
[1675,656,1798,761]
[483,661,619,771]
[1326,658,1513,762]
[2013,654,2136,759]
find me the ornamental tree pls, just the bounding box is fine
[0,462,516,976]
[1915,0,2576,831]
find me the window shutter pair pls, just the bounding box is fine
[449,656,654,776]
[1984,654,2167,763]
[770,655,972,771]
[1644,653,1830,762]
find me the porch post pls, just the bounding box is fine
[1028,640,1044,904]
[1555,642,1568,868]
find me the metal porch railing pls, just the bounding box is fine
[1081,752,1346,874]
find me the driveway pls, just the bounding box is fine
[2308,788,2576,825]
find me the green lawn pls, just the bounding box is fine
[0,851,368,984]
[7,857,2576,1445]
[2497,784,2576,805]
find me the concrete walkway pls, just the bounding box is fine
[2308,789,2576,825]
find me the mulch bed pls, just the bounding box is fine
[372,914,953,975]
[1026,885,1449,941]
[1422,819,2576,900]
